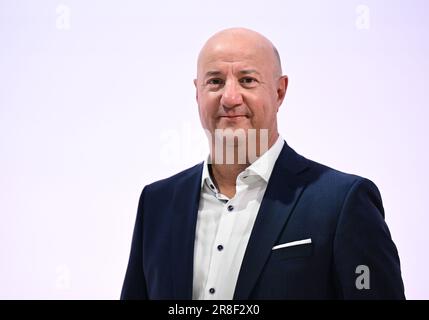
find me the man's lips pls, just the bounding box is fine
[219,115,249,118]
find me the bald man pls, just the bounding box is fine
[121,28,405,300]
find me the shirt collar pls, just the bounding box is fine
[200,135,285,189]
[245,134,285,183]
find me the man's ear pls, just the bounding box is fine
[194,79,198,102]
[277,75,288,105]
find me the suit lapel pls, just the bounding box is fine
[233,142,311,299]
[170,163,203,299]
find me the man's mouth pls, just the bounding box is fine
[219,115,248,118]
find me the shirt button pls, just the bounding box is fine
[217,245,223,251]
[227,205,234,212]
[209,288,215,294]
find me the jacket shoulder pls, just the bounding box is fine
[304,156,376,190]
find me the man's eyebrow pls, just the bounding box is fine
[204,71,223,78]
[239,69,261,75]
[204,69,261,77]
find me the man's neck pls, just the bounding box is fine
[208,132,279,199]
[209,163,248,199]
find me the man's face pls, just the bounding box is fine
[194,31,288,146]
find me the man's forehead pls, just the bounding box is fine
[199,42,269,64]
[203,57,261,67]
[198,52,269,74]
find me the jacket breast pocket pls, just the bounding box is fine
[270,243,313,261]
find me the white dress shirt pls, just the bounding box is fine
[192,135,285,300]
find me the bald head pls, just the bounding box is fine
[197,28,283,79]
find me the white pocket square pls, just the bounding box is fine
[272,238,312,251]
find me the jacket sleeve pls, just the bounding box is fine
[120,187,148,300]
[333,178,405,299]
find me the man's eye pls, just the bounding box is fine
[240,77,258,85]
[207,78,224,85]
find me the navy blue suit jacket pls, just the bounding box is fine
[121,141,405,299]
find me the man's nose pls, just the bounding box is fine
[220,80,243,109]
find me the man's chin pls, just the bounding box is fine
[212,127,250,147]
[214,124,253,132]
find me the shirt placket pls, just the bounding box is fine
[202,181,248,299]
